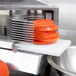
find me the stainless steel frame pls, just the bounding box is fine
[0,0,59,25]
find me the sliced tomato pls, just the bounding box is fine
[0,60,9,76]
[34,19,54,27]
[34,31,59,40]
[35,24,58,31]
[33,19,59,45]
[34,36,59,45]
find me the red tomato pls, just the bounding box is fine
[0,60,9,76]
[34,31,59,40]
[34,36,59,45]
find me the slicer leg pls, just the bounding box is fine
[33,64,51,76]
[45,64,51,76]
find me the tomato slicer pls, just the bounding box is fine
[0,0,71,75]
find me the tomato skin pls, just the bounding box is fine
[0,60,9,76]
[34,31,59,40]
[34,36,59,45]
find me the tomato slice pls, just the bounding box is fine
[38,36,59,42]
[34,31,59,40]
[0,60,9,76]
[34,36,59,45]
[34,19,54,27]
[35,24,58,31]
